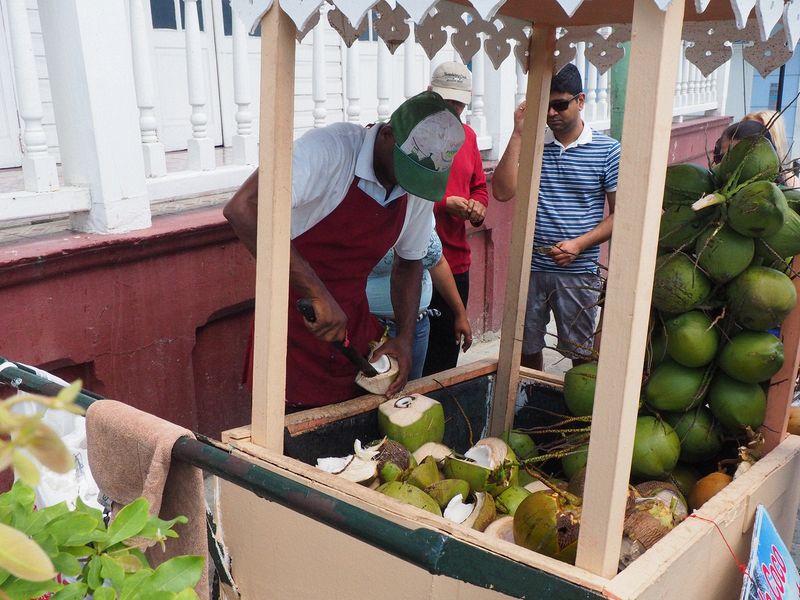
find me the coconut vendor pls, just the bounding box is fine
[224,91,465,408]
[492,64,621,369]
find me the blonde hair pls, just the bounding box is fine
[743,110,790,165]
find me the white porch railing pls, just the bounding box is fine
[0,1,730,234]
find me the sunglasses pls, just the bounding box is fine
[548,93,581,112]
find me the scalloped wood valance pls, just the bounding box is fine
[231,0,800,77]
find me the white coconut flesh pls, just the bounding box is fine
[316,455,352,473]
[443,494,474,524]
[524,481,550,494]
[464,438,509,469]
[370,354,392,374]
[354,438,385,461]
[412,442,453,464]
[382,394,439,427]
[317,439,380,484]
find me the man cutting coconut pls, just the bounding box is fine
[224,91,465,408]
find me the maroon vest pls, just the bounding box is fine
[284,177,408,406]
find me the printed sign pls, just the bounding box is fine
[741,505,800,600]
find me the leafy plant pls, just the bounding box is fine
[0,381,204,599]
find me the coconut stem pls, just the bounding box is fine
[692,192,726,212]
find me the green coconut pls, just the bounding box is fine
[376,481,442,516]
[727,181,788,239]
[668,464,701,499]
[495,486,533,516]
[500,430,538,461]
[694,225,755,283]
[513,490,582,564]
[663,164,717,208]
[424,479,470,509]
[652,253,712,314]
[406,456,442,490]
[644,360,707,412]
[663,310,719,367]
[645,322,669,372]
[727,266,797,331]
[631,416,681,479]
[717,135,781,187]
[664,407,723,463]
[718,331,784,383]
[561,444,589,481]
[377,394,445,453]
[756,205,800,261]
[659,205,715,249]
[442,438,518,496]
[781,185,800,213]
[563,361,598,417]
[708,373,767,431]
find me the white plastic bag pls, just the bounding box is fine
[7,363,101,511]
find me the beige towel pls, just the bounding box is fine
[86,400,209,599]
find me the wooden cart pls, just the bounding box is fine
[217,1,800,597]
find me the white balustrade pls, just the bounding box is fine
[184,0,215,171]
[376,39,391,122]
[129,0,167,177]
[346,41,361,123]
[231,9,256,164]
[404,21,416,100]
[469,44,489,148]
[7,0,58,192]
[515,60,526,108]
[312,6,328,128]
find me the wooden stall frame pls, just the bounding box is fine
[238,0,800,593]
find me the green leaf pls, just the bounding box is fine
[119,568,153,599]
[137,515,188,541]
[146,555,204,594]
[25,501,70,536]
[51,551,82,577]
[51,582,89,600]
[56,380,83,408]
[12,450,39,486]
[3,577,60,599]
[27,422,74,474]
[0,521,56,581]
[175,588,200,600]
[128,548,150,569]
[114,551,146,573]
[106,498,149,548]
[93,586,117,600]
[86,555,103,590]
[0,480,36,511]
[47,512,100,546]
[75,496,105,523]
[100,554,125,590]
[61,544,93,558]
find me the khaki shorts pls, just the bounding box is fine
[522,271,602,358]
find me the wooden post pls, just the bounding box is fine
[575,0,685,578]
[489,27,555,435]
[762,255,800,452]
[251,6,296,451]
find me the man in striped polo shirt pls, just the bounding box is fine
[493,64,620,370]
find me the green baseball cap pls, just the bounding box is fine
[390,91,465,202]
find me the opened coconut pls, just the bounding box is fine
[694,225,754,283]
[412,442,453,464]
[631,416,680,479]
[377,394,445,452]
[718,330,784,384]
[634,481,688,523]
[355,353,400,395]
[664,407,723,463]
[443,492,496,532]
[707,373,766,432]
[406,455,441,489]
[425,479,469,509]
[644,360,707,412]
[495,486,532,516]
[652,253,712,314]
[513,490,582,564]
[484,516,515,544]
[375,439,416,483]
[727,266,797,331]
[619,498,676,569]
[563,362,598,417]
[443,437,518,496]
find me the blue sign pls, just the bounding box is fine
[741,505,800,600]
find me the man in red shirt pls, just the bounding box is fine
[422,62,494,376]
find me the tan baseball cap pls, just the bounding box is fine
[430,61,472,105]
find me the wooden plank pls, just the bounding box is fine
[575,0,686,578]
[490,26,556,436]
[519,366,565,388]
[285,359,497,435]
[762,254,800,452]
[250,7,296,452]
[604,435,800,599]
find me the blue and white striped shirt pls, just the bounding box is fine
[532,125,620,273]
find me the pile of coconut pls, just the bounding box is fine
[316,394,694,571]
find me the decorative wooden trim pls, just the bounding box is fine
[574,0,687,578]
[762,254,800,452]
[490,26,556,437]
[250,8,297,452]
